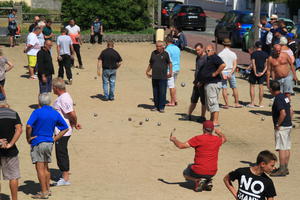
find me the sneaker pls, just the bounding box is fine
[151,107,157,111]
[204,180,213,191]
[55,178,71,186]
[79,65,84,69]
[159,109,165,113]
[194,178,206,192]
[65,79,73,85]
[109,97,115,101]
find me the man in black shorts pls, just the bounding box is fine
[247,41,269,108]
[187,43,206,122]
[7,9,17,48]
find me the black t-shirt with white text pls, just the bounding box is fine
[149,50,171,80]
[251,50,269,73]
[229,167,276,200]
[0,108,22,157]
[272,93,292,127]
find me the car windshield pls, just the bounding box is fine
[181,6,203,13]
[237,14,253,24]
[163,2,182,11]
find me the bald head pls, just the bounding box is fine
[205,44,215,56]
[44,40,52,50]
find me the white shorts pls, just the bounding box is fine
[275,126,292,150]
[168,72,179,89]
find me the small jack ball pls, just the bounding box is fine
[128,117,132,121]
[157,122,161,126]
[139,121,143,125]
[181,82,186,87]
[94,113,98,117]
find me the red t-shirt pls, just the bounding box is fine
[188,134,222,175]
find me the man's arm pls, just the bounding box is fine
[54,128,69,142]
[91,25,94,35]
[275,109,287,130]
[215,129,227,144]
[231,59,237,76]
[5,124,22,149]
[251,59,257,76]
[168,62,173,78]
[287,53,298,81]
[212,63,226,77]
[5,61,14,72]
[66,111,81,130]
[261,59,268,76]
[266,57,272,89]
[97,59,102,76]
[170,136,190,149]
[146,64,152,78]
[57,43,62,60]
[100,25,103,35]
[26,125,37,144]
[224,174,238,199]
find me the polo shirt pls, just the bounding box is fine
[57,35,73,56]
[188,134,222,175]
[27,105,68,147]
[92,21,102,33]
[43,26,53,40]
[37,48,54,78]
[149,50,171,80]
[272,93,292,127]
[166,44,180,72]
[218,47,237,73]
[200,54,224,84]
[8,14,17,29]
[0,107,22,157]
[98,48,122,69]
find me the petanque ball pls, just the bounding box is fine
[139,121,143,125]
[261,117,265,121]
[145,118,149,122]
[94,113,98,117]
[128,117,132,121]
[76,72,79,75]
[181,82,186,87]
[157,122,161,126]
[94,77,97,80]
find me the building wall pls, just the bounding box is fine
[0,0,32,6]
[31,0,61,11]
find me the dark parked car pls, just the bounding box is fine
[170,4,206,31]
[161,0,184,26]
[215,10,268,47]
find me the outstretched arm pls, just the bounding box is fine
[224,174,238,199]
[170,136,190,149]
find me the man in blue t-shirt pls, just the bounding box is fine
[270,80,292,177]
[91,17,103,44]
[165,36,180,106]
[7,9,17,48]
[26,93,68,199]
[258,16,272,54]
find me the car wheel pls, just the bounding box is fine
[193,27,198,31]
[200,27,206,32]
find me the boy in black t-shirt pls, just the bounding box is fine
[224,150,277,200]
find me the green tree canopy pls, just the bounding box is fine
[61,0,150,31]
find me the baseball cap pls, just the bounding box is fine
[203,120,214,132]
[270,14,278,20]
[255,41,262,48]
[279,37,288,45]
[286,33,294,39]
[0,93,7,105]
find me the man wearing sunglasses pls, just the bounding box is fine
[200,45,225,127]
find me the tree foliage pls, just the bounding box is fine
[61,0,151,31]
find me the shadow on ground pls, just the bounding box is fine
[157,178,194,191]
[249,110,272,116]
[0,193,10,200]
[137,104,154,110]
[18,180,40,195]
[90,94,108,101]
[29,104,39,109]
[20,74,30,79]
[50,168,61,182]
[240,161,256,167]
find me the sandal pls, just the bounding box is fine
[166,103,176,106]
[234,105,243,108]
[221,105,229,109]
[246,104,255,108]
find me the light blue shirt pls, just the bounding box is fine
[166,44,181,72]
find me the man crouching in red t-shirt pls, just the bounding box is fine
[170,120,226,192]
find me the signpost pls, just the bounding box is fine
[253,0,261,48]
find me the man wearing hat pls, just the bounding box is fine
[170,121,226,192]
[218,38,242,109]
[247,41,269,108]
[0,93,22,200]
[286,33,297,57]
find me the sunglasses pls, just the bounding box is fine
[206,50,213,53]
[271,18,277,20]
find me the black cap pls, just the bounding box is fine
[255,41,262,48]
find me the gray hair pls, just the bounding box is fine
[39,93,51,106]
[52,77,66,90]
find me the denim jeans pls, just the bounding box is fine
[152,79,168,110]
[102,69,117,99]
[39,75,52,94]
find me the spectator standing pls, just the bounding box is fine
[52,78,81,186]
[57,28,74,85]
[66,19,83,69]
[7,9,17,48]
[0,49,14,97]
[24,27,42,79]
[37,40,54,94]
[97,41,122,101]
[200,45,225,126]
[90,17,103,44]
[269,80,292,177]
[37,21,46,47]
[247,41,269,108]
[165,36,180,106]
[146,41,172,113]
[187,43,206,122]
[43,20,54,41]
[29,16,40,33]
[258,16,272,54]
[224,150,277,200]
[173,27,187,50]
[26,93,68,199]
[0,94,22,200]
[170,120,226,192]
[286,33,297,57]
[218,38,242,109]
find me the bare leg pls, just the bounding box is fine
[232,88,241,106]
[188,103,197,116]
[35,162,47,194]
[250,84,255,106]
[201,104,206,118]
[29,67,34,78]
[211,111,219,125]
[62,171,70,182]
[44,163,50,192]
[9,36,13,47]
[168,88,176,105]
[9,179,18,200]
[258,84,264,106]
[222,88,229,106]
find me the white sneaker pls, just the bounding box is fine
[55,178,71,186]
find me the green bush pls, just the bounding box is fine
[61,0,151,32]
[0,0,30,13]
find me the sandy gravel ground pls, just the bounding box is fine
[0,43,299,200]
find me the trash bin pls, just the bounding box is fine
[155,28,165,42]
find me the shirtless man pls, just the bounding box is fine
[267,44,298,100]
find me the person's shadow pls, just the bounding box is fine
[18,180,40,195]
[50,168,62,182]
[240,161,256,167]
[0,193,10,200]
[157,178,194,190]
[90,94,108,101]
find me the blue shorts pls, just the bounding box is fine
[222,72,237,89]
[276,74,293,94]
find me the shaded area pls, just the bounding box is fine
[249,110,272,116]
[18,180,40,195]
[240,161,256,167]
[50,168,62,182]
[137,104,154,110]
[0,194,10,200]
[28,104,39,110]
[263,93,273,99]
[90,94,108,101]
[157,178,194,191]
[20,74,30,79]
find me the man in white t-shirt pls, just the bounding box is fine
[52,78,81,186]
[66,19,83,69]
[218,39,242,108]
[24,27,41,79]
[57,28,74,85]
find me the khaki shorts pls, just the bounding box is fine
[27,55,37,68]
[275,126,292,150]
[205,82,221,113]
[0,156,20,180]
[31,142,53,164]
